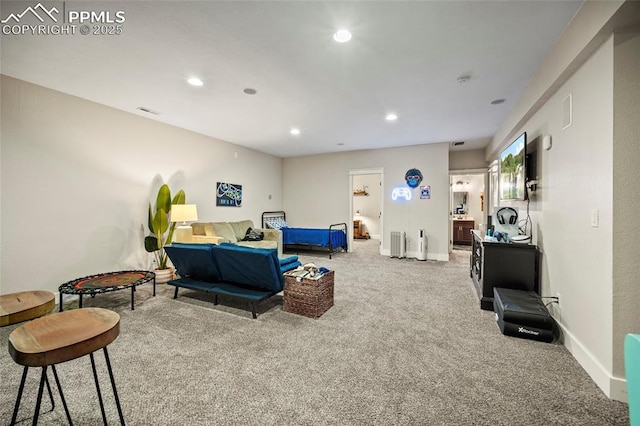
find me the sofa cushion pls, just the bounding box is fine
[229,220,254,241]
[210,222,237,243]
[191,223,207,236]
[165,244,221,282]
[213,243,283,292]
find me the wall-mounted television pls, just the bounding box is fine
[500,132,527,201]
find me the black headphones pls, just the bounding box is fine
[497,207,518,225]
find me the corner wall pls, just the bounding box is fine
[0,75,283,295]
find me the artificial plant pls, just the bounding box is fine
[144,184,185,269]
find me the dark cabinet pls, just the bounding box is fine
[470,230,539,310]
[453,220,474,245]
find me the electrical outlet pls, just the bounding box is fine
[556,292,561,309]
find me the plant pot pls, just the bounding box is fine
[154,267,174,284]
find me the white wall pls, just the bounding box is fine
[483,1,640,401]
[536,36,614,392]
[612,31,640,379]
[0,75,283,295]
[449,149,487,170]
[283,144,450,261]
[492,35,629,399]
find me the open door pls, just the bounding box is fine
[349,169,384,255]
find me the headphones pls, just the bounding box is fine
[497,207,518,225]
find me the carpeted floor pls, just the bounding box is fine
[0,240,629,425]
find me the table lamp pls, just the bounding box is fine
[171,204,198,243]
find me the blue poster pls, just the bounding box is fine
[216,182,242,207]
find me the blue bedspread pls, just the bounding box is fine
[282,227,347,249]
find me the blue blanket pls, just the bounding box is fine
[282,227,347,249]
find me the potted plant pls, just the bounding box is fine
[144,184,185,283]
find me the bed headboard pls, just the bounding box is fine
[261,211,286,228]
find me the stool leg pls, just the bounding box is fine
[51,364,73,424]
[10,366,29,425]
[32,366,48,425]
[131,286,135,310]
[103,347,125,425]
[43,373,56,413]
[78,294,83,308]
[153,277,156,297]
[90,353,108,426]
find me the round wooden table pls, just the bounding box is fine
[8,307,125,425]
[0,291,55,327]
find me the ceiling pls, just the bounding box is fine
[1,1,583,158]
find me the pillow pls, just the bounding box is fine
[229,220,254,241]
[242,227,264,241]
[209,222,236,243]
[265,217,289,230]
[203,223,215,236]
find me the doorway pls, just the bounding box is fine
[349,169,383,255]
[449,170,487,252]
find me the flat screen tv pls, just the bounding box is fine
[500,132,527,201]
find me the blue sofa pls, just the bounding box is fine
[164,243,301,318]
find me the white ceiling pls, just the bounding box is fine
[1,1,583,158]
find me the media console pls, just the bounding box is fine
[470,230,539,310]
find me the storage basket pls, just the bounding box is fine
[284,270,334,318]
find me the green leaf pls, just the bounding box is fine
[147,204,154,233]
[144,236,159,252]
[156,184,171,215]
[152,209,169,237]
[172,189,186,206]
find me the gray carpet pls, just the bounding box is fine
[0,240,629,425]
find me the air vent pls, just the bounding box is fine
[136,106,160,115]
[452,141,465,146]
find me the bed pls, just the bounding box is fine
[262,211,348,259]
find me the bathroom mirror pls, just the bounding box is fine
[453,191,468,214]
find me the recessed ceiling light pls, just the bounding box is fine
[386,113,398,121]
[187,77,203,87]
[243,88,257,95]
[290,128,301,136]
[491,99,506,105]
[333,29,352,43]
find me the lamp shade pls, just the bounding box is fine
[171,204,198,223]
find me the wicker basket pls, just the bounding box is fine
[284,270,334,318]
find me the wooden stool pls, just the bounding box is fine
[8,307,124,425]
[1,291,55,327]
[1,291,58,420]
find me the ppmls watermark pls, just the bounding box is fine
[1,1,125,36]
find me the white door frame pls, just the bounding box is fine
[449,168,487,252]
[349,168,384,254]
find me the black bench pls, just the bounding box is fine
[493,287,555,343]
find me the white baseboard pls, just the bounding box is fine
[380,249,448,262]
[555,317,628,402]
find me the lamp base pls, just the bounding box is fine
[175,225,193,243]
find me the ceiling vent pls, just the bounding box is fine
[452,141,465,146]
[136,106,160,115]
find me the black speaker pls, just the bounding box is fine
[497,207,518,225]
